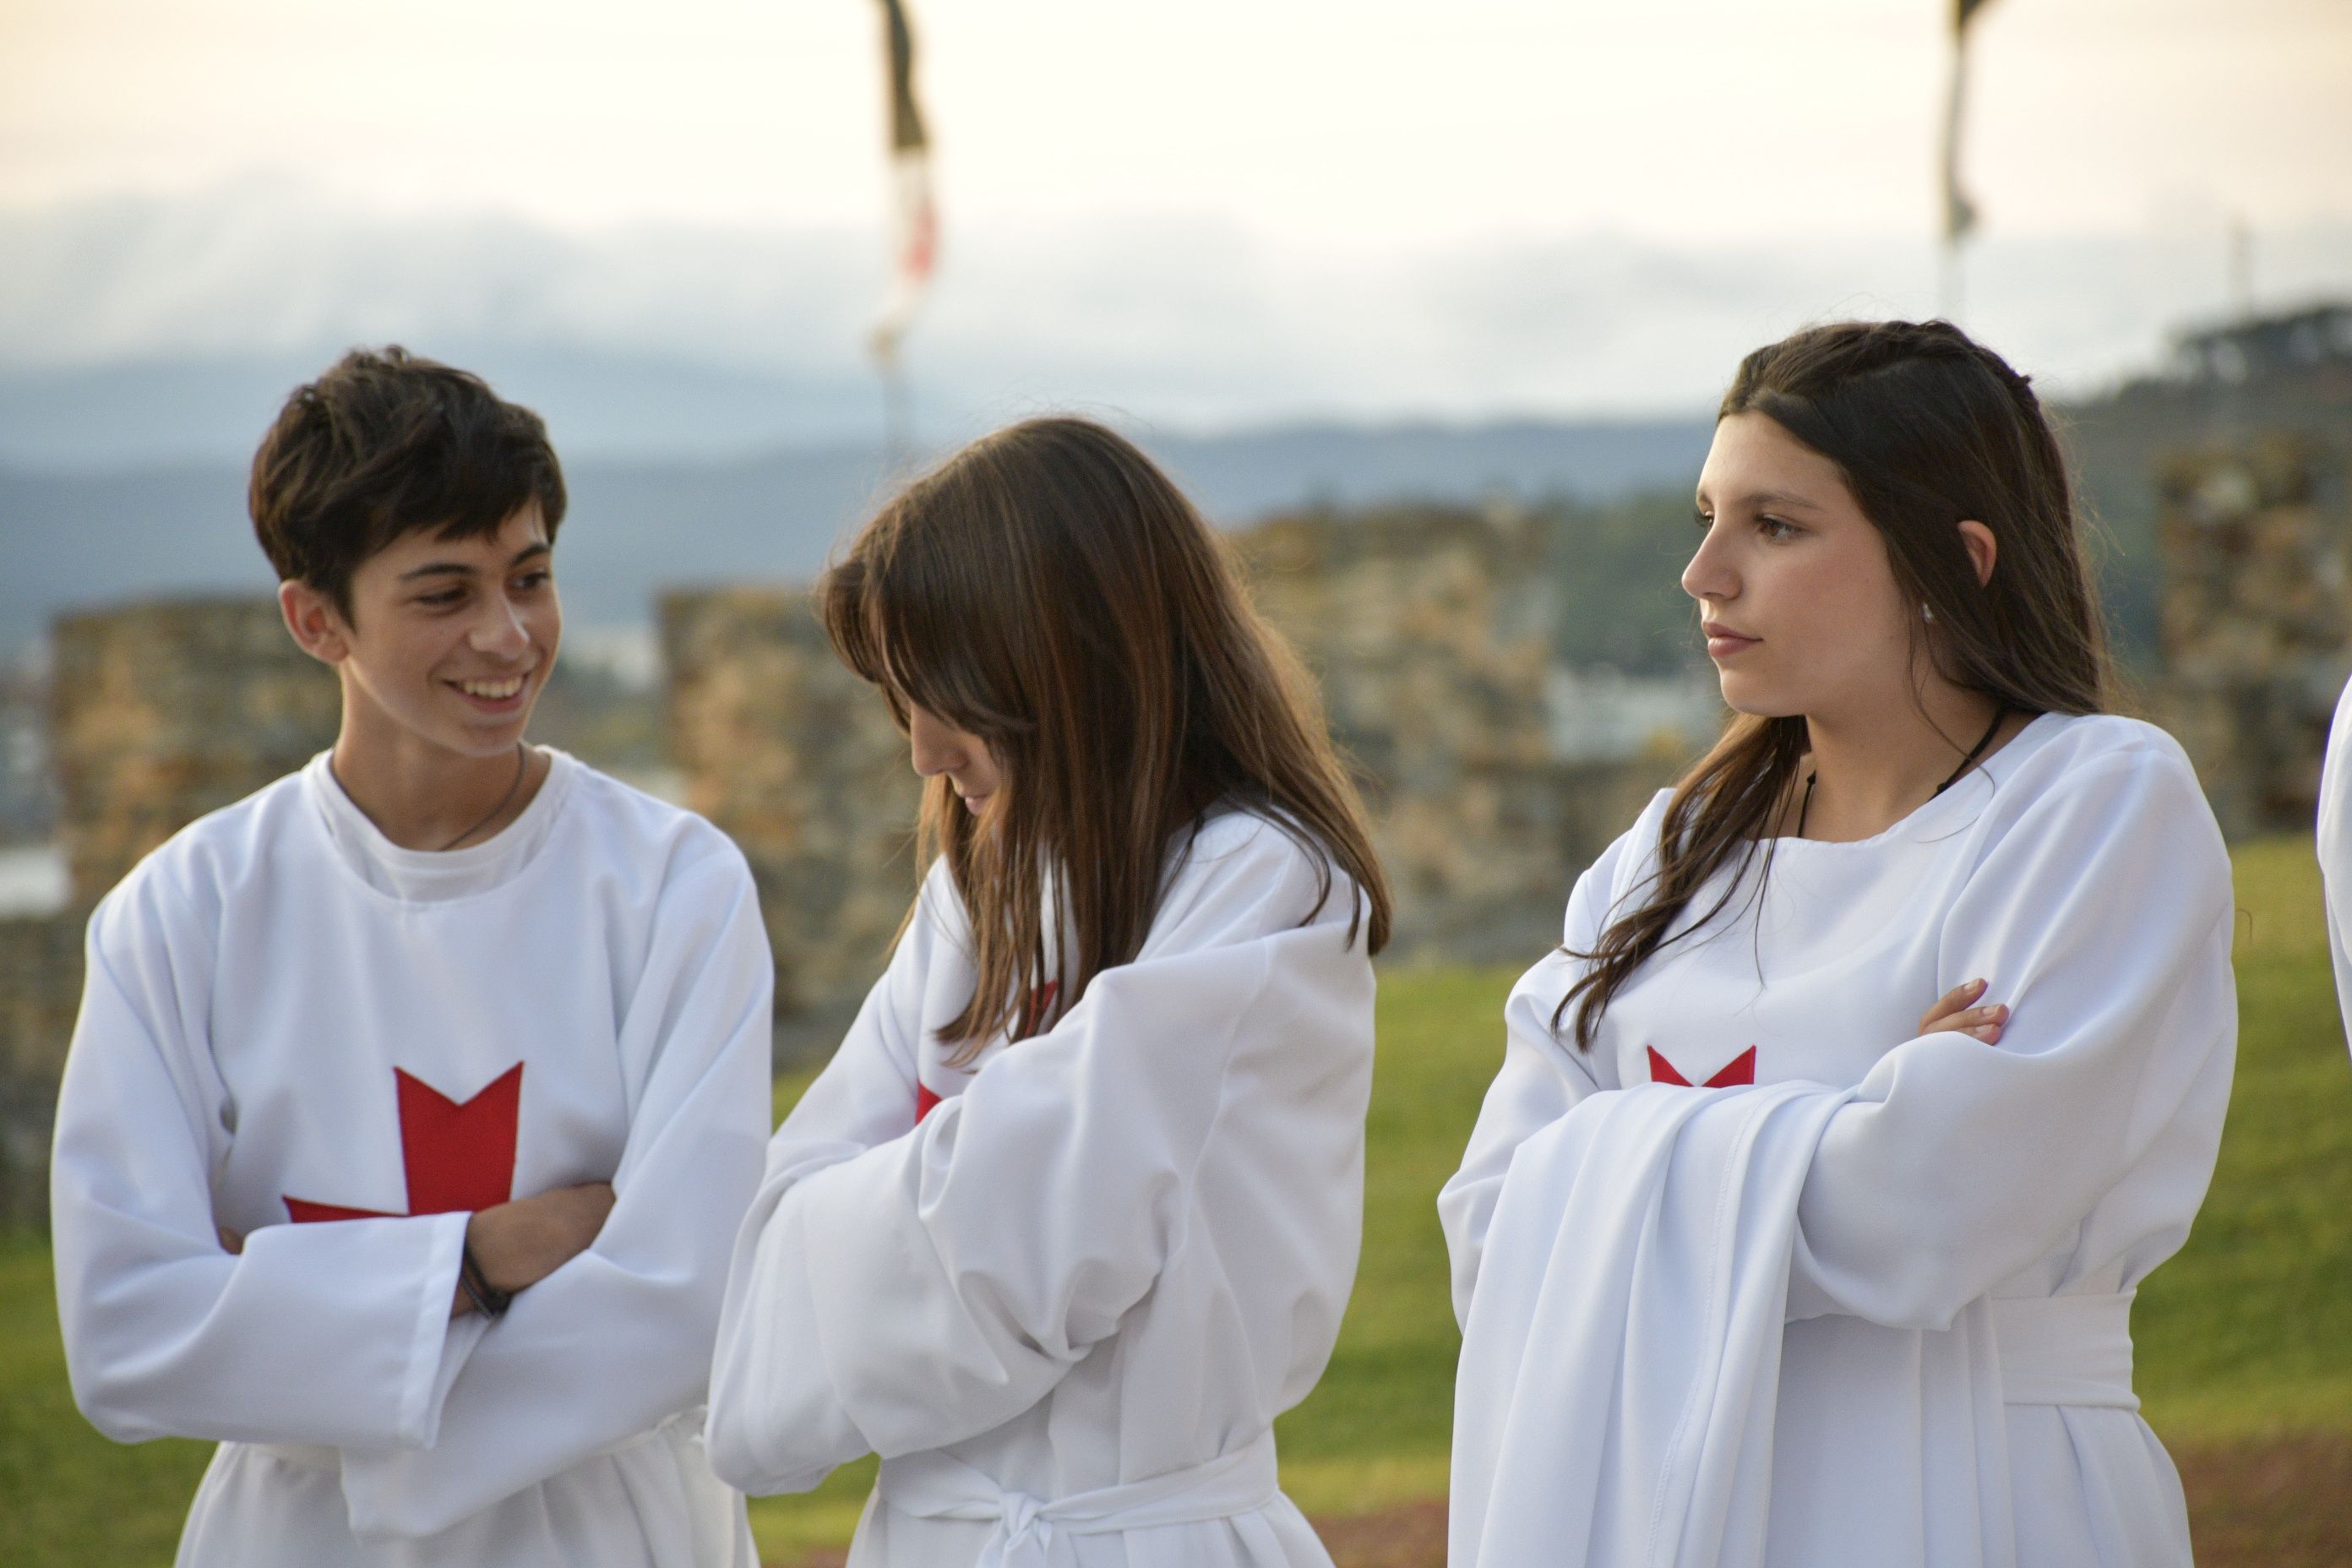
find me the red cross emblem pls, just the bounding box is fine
[914,981,1061,1123]
[285,1064,524,1222]
[1647,1046,1756,1088]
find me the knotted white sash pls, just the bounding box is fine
[875,1431,1281,1568]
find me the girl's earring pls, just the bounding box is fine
[1922,602,1936,623]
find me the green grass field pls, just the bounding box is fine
[5,837,2349,1564]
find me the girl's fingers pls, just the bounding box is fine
[1921,1001,2010,1035]
[1919,978,1990,1031]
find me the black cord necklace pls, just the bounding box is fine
[1794,708,2007,841]
[437,742,530,852]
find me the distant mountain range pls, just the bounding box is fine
[8,185,2351,660]
[0,416,1720,652]
[13,182,2352,468]
[8,356,2351,663]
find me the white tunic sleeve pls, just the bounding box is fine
[2315,670,2352,1064]
[1435,830,1630,1327]
[705,823,1372,1495]
[52,872,479,1451]
[335,842,774,1538]
[1788,742,2237,1329]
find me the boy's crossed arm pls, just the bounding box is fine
[220,1181,617,1318]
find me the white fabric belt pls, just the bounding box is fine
[1991,1291,2137,1409]
[875,1431,1281,1568]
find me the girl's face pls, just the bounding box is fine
[907,704,1003,814]
[1683,411,1916,722]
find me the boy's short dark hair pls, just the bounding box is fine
[249,346,567,619]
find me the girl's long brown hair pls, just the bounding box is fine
[822,416,1392,1062]
[1557,319,2110,1050]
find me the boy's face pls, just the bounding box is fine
[280,502,561,760]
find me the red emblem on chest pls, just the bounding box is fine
[913,981,1063,1124]
[1647,1046,1756,1088]
[285,1064,524,1222]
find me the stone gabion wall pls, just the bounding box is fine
[660,507,1682,1048]
[51,597,339,912]
[0,597,338,1228]
[2153,436,2352,841]
[660,587,920,1054]
[1237,504,1580,961]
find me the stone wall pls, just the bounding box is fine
[2152,436,2352,841]
[1,596,335,1227]
[52,597,340,911]
[658,505,1686,1056]
[660,587,920,1054]
[1237,503,1594,960]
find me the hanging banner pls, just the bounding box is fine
[873,0,938,366]
[1941,0,2000,245]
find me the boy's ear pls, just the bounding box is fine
[278,580,351,666]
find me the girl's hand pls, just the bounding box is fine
[1920,977,2008,1043]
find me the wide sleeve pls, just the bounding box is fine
[335,841,774,1538]
[705,823,1374,1495]
[1436,830,1630,1328]
[1788,743,2237,1330]
[51,874,480,1451]
[2315,672,2352,1064]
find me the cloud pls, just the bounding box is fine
[4,180,2351,466]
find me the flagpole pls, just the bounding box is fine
[1939,0,1995,324]
[1938,14,1970,321]
[879,344,912,473]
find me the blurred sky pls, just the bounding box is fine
[3,0,2349,455]
[4,0,2348,244]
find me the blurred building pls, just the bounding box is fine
[2165,304,2352,387]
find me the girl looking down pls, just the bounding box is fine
[708,416,1392,1568]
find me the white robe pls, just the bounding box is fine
[50,749,771,1567]
[2315,671,2352,1061]
[706,810,1376,1568]
[1440,713,2236,1568]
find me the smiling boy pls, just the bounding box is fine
[49,347,770,1565]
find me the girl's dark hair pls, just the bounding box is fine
[821,416,1392,1062]
[249,346,566,621]
[1557,318,2109,1049]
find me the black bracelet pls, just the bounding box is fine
[460,1241,513,1319]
